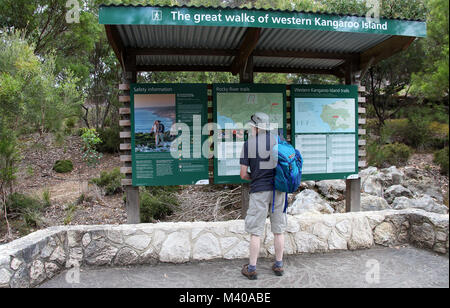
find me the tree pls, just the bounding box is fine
[411,0,449,101]
[0,31,83,134]
[362,41,426,126]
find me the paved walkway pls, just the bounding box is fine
[40,246,448,288]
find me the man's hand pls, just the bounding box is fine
[240,165,251,181]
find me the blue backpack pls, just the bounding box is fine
[272,136,303,213]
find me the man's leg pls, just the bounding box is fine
[249,234,260,267]
[270,191,287,276]
[274,233,284,263]
[242,191,269,280]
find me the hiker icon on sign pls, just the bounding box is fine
[152,10,162,21]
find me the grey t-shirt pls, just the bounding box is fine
[239,132,277,193]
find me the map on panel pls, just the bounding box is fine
[294,98,355,134]
[216,92,284,130]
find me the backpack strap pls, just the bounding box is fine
[283,192,288,213]
[272,186,276,213]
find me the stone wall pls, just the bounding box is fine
[0,209,448,288]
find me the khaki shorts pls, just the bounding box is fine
[245,190,287,236]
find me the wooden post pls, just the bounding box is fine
[120,70,140,224]
[345,177,361,212]
[344,60,362,212]
[240,55,254,219]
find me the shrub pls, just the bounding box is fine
[0,125,20,193]
[428,122,449,149]
[96,126,120,153]
[434,147,449,175]
[42,189,51,207]
[405,114,433,150]
[366,118,380,135]
[380,117,436,150]
[80,128,103,167]
[368,142,412,168]
[91,168,124,195]
[140,186,179,223]
[52,160,74,173]
[65,117,77,130]
[6,192,43,212]
[5,193,45,228]
[380,119,409,144]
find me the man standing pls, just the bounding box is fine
[151,120,164,147]
[239,112,287,280]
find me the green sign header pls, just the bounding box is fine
[99,5,426,37]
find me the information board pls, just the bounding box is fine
[213,84,287,184]
[131,84,209,186]
[291,85,359,181]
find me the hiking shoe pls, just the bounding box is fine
[272,263,284,276]
[241,264,258,280]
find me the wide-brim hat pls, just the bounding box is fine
[247,112,273,130]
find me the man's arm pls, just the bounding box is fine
[240,165,251,181]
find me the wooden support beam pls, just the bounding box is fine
[120,131,131,138]
[121,179,132,186]
[254,67,337,75]
[129,47,236,57]
[136,65,231,72]
[119,84,130,91]
[120,167,132,174]
[360,36,416,69]
[253,50,356,60]
[120,155,132,162]
[119,120,131,127]
[239,52,255,219]
[231,28,261,75]
[119,96,130,103]
[119,108,130,115]
[126,186,140,224]
[120,143,132,151]
[105,25,125,68]
[129,47,355,61]
[120,70,139,224]
[345,177,361,212]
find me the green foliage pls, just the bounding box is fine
[380,116,440,150]
[434,147,449,175]
[52,160,74,173]
[380,119,409,144]
[0,125,20,194]
[411,0,449,100]
[64,203,78,225]
[5,192,42,212]
[428,121,449,149]
[404,115,433,150]
[42,189,51,208]
[395,103,449,124]
[80,128,103,167]
[368,142,413,168]
[96,126,120,153]
[140,186,179,223]
[91,168,124,195]
[0,31,83,134]
[5,193,45,228]
[64,117,78,135]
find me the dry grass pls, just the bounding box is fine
[167,185,242,222]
